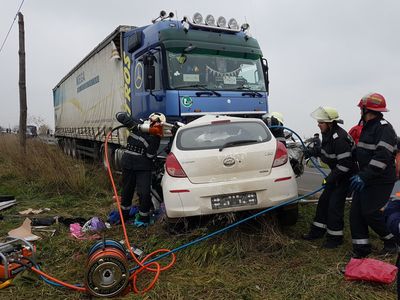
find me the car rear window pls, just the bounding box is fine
[176,121,272,150]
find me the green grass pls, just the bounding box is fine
[0,136,397,299]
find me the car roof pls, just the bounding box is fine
[184,115,264,128]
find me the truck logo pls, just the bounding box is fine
[181,96,193,108]
[134,62,143,89]
[223,157,236,167]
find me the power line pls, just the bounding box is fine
[0,0,26,54]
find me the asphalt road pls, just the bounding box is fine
[297,166,400,197]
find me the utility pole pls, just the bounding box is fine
[18,12,27,153]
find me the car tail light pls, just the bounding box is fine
[272,141,288,167]
[165,152,187,177]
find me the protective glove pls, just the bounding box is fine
[350,175,365,192]
[116,112,138,129]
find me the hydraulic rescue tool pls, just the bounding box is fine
[0,238,35,280]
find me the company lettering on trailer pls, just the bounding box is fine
[123,52,132,115]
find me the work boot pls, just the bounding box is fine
[322,237,343,249]
[351,246,371,258]
[133,213,150,228]
[302,226,325,241]
[378,239,398,256]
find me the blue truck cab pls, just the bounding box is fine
[122,12,269,123]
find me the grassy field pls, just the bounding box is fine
[0,135,397,300]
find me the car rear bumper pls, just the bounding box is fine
[162,165,298,218]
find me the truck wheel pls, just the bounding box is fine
[277,203,299,226]
[100,144,114,170]
[71,139,77,159]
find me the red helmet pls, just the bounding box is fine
[357,93,388,112]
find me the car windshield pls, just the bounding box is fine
[166,49,266,92]
[176,121,271,150]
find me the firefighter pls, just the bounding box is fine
[118,112,164,227]
[262,112,286,146]
[302,106,356,248]
[384,194,400,297]
[350,93,398,257]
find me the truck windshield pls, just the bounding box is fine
[166,50,266,92]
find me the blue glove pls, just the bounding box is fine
[350,175,365,192]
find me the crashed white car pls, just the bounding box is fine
[162,115,298,222]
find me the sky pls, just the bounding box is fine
[0,0,399,137]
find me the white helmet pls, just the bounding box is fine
[310,106,343,124]
[262,111,284,124]
[149,112,166,123]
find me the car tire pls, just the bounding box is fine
[164,216,189,234]
[277,203,299,226]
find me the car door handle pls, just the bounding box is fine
[195,91,213,97]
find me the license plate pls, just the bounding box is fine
[211,192,257,209]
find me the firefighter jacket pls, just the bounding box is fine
[355,115,397,185]
[312,124,356,185]
[121,126,160,171]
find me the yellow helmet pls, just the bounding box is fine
[310,106,343,124]
[262,111,284,124]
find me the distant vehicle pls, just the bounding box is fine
[26,125,38,138]
[162,115,298,223]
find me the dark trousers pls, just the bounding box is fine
[121,169,152,214]
[350,183,394,254]
[312,181,349,239]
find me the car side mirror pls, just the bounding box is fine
[262,58,269,95]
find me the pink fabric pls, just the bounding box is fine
[69,223,100,240]
[345,258,398,284]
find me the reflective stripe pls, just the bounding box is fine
[321,149,336,159]
[382,233,394,240]
[139,211,149,216]
[333,133,339,139]
[313,221,327,229]
[336,152,351,160]
[121,205,131,210]
[129,133,149,148]
[125,150,142,156]
[337,165,350,172]
[146,153,156,159]
[380,120,388,125]
[352,238,369,245]
[377,141,395,152]
[358,142,376,150]
[369,159,387,169]
[327,229,343,236]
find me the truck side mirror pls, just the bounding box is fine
[262,58,269,95]
[143,54,156,91]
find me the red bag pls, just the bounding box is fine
[348,124,363,145]
[344,258,398,284]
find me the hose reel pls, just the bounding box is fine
[84,239,130,297]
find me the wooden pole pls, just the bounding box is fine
[18,12,27,153]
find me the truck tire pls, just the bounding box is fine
[71,139,78,159]
[277,203,299,226]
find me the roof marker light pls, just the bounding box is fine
[228,18,239,30]
[241,23,250,31]
[193,12,203,24]
[217,16,227,27]
[205,14,216,26]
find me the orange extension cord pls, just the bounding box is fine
[28,130,176,295]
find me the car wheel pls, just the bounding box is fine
[277,203,299,226]
[164,216,189,234]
